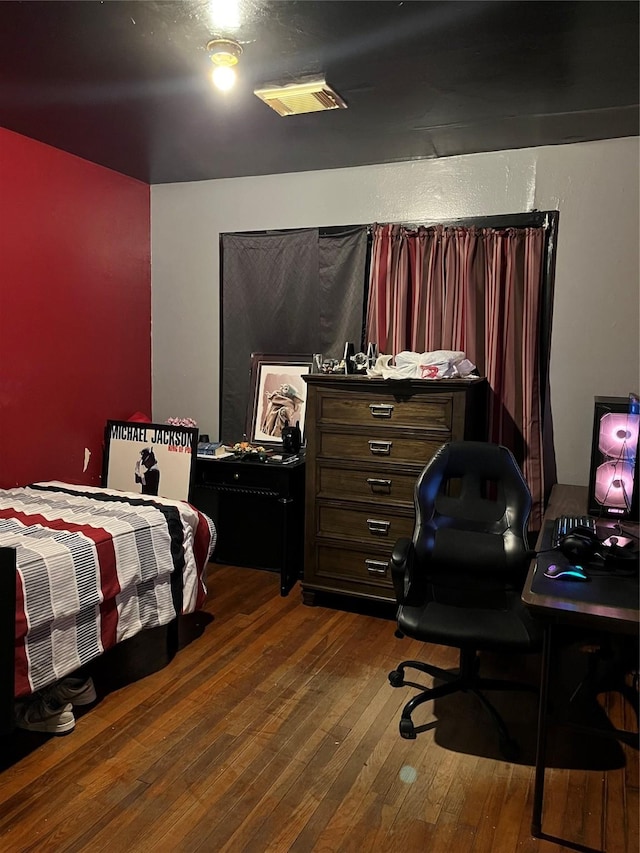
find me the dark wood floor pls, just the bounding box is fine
[0,564,637,852]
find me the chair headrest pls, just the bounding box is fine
[416,441,532,532]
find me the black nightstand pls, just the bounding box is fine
[191,455,305,596]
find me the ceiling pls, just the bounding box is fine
[1,0,638,185]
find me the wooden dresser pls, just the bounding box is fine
[301,374,487,605]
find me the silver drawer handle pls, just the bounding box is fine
[368,440,392,455]
[367,518,391,535]
[366,477,392,492]
[365,559,389,575]
[369,403,394,418]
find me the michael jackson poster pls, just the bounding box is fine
[103,421,198,501]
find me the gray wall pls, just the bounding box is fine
[151,137,640,487]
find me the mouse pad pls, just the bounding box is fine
[531,520,639,609]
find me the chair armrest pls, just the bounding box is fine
[390,537,414,604]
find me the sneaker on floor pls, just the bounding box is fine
[44,676,97,708]
[15,696,75,735]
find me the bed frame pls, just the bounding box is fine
[0,548,16,735]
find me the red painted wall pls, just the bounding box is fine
[0,128,151,488]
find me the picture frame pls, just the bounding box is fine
[102,420,199,501]
[246,354,313,448]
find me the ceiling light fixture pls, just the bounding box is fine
[207,37,243,92]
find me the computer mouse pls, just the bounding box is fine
[543,563,589,581]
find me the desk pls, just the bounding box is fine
[522,484,639,844]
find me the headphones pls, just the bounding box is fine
[557,526,638,564]
[557,527,600,563]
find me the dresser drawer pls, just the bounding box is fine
[320,431,446,466]
[317,464,417,507]
[318,390,453,431]
[317,503,414,544]
[311,542,396,600]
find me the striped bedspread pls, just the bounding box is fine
[0,482,216,698]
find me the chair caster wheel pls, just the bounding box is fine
[399,718,416,739]
[388,670,404,687]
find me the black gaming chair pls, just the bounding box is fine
[388,441,543,758]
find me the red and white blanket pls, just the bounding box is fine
[0,482,216,698]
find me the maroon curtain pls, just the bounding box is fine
[366,223,546,529]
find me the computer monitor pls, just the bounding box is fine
[587,394,640,520]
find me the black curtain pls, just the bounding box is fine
[220,225,368,442]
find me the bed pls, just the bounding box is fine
[0,481,216,732]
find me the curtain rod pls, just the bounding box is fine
[221,211,556,240]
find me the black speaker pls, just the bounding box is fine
[281,421,302,454]
[587,395,639,520]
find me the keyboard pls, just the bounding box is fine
[552,515,597,547]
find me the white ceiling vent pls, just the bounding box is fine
[253,79,347,117]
